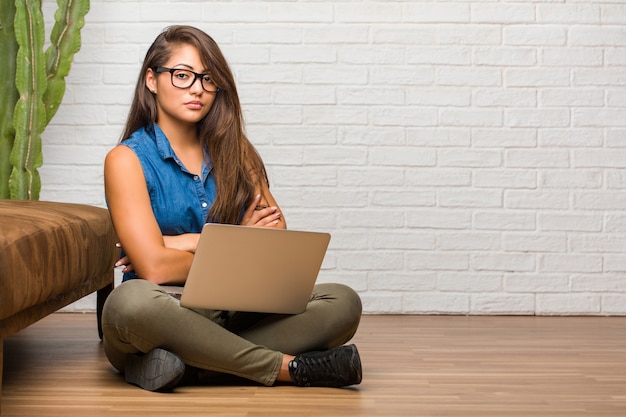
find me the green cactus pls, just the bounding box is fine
[0,0,89,200]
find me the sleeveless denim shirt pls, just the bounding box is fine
[119,123,217,281]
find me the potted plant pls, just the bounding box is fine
[0,0,90,200]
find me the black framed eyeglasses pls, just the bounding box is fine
[153,66,220,94]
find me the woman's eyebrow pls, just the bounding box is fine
[171,63,209,73]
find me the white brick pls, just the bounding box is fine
[438,189,502,209]
[505,191,570,210]
[506,69,570,87]
[602,295,626,315]
[574,192,626,210]
[538,213,601,233]
[369,147,436,167]
[407,88,471,107]
[371,190,436,208]
[440,109,503,127]
[541,48,603,67]
[607,170,626,189]
[506,150,570,168]
[339,210,405,229]
[539,128,603,148]
[404,3,470,23]
[438,149,502,168]
[606,129,626,148]
[406,168,471,187]
[438,273,502,292]
[437,68,502,87]
[338,251,404,271]
[340,168,405,187]
[539,254,603,273]
[505,274,569,293]
[471,294,535,315]
[338,88,404,106]
[272,45,336,64]
[370,230,436,251]
[504,26,567,46]
[361,293,404,314]
[506,109,570,128]
[571,274,626,292]
[335,3,401,23]
[502,233,567,253]
[371,106,438,127]
[372,26,436,45]
[407,252,469,271]
[439,25,501,46]
[268,3,333,23]
[569,233,626,254]
[272,86,337,105]
[574,69,626,87]
[437,232,500,251]
[569,27,626,47]
[403,293,470,314]
[474,89,536,108]
[407,129,470,147]
[537,4,600,24]
[473,47,535,66]
[369,272,437,292]
[573,150,626,168]
[340,46,404,65]
[536,294,601,315]
[472,128,537,148]
[474,170,537,189]
[473,253,535,272]
[407,209,472,230]
[474,211,536,231]
[340,127,405,146]
[407,47,471,65]
[540,89,605,107]
[540,170,602,189]
[604,255,626,272]
[472,4,534,24]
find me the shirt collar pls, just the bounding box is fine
[151,123,213,177]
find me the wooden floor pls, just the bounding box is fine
[2,314,626,416]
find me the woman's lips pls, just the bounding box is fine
[185,101,203,110]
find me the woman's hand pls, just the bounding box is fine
[114,243,134,273]
[240,194,283,227]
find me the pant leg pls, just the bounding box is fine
[101,279,282,386]
[226,283,362,355]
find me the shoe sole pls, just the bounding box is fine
[125,348,185,392]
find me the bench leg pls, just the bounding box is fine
[97,282,114,340]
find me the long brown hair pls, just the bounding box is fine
[121,25,268,224]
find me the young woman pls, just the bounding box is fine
[102,25,362,391]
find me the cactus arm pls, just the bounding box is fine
[44,0,90,124]
[0,1,19,199]
[11,0,46,200]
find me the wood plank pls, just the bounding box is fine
[2,314,626,416]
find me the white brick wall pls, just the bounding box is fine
[43,0,626,315]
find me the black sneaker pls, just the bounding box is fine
[288,344,362,387]
[124,348,185,392]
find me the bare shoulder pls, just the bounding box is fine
[105,144,138,168]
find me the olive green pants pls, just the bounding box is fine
[101,279,362,386]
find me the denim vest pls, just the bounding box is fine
[119,123,217,281]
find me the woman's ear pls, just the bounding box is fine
[146,68,157,94]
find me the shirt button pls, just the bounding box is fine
[194,175,199,180]
[201,202,208,208]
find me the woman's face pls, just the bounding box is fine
[146,43,217,128]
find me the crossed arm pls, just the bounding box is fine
[104,145,285,285]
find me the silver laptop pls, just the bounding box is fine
[175,223,331,314]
